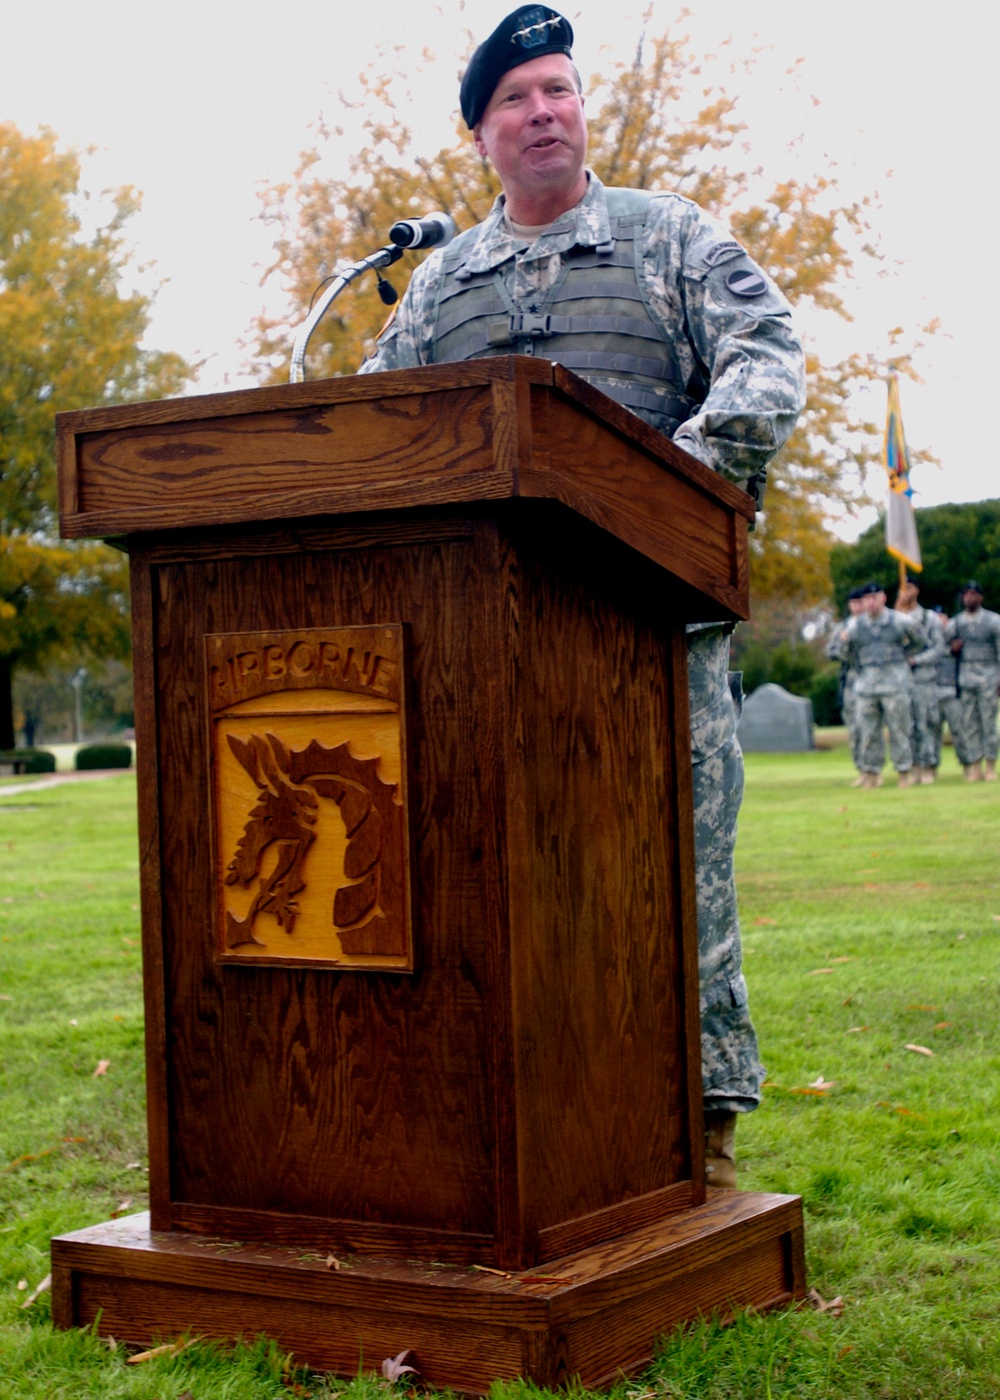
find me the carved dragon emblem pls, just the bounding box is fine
[223,731,405,957]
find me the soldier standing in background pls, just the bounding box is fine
[827,586,869,785]
[894,577,947,783]
[932,607,968,771]
[359,5,806,1188]
[843,583,926,788]
[944,582,1000,781]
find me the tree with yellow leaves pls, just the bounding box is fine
[0,123,192,748]
[248,27,924,608]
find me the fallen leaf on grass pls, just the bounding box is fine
[846,1026,870,1033]
[830,957,857,964]
[752,917,777,925]
[809,1076,836,1091]
[381,1349,418,1381]
[906,1004,938,1011]
[809,968,835,976]
[127,1336,202,1365]
[807,1287,844,1316]
[20,1273,51,1309]
[92,1059,111,1077]
[991,915,1000,923]
[933,1022,952,1031]
[905,1043,934,1057]
[110,1198,133,1218]
[16,1279,27,1290]
[4,1137,87,1172]
[875,1101,927,1119]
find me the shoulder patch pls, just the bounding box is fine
[725,268,768,298]
[703,240,743,268]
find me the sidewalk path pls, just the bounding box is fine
[0,769,132,796]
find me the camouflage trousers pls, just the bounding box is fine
[957,684,1000,763]
[857,690,914,772]
[688,626,764,1115]
[842,680,863,768]
[940,694,970,765]
[910,685,942,769]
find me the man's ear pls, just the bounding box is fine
[473,125,489,160]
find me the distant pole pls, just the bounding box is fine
[70,669,86,743]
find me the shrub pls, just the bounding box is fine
[0,747,57,773]
[809,664,844,727]
[75,742,132,771]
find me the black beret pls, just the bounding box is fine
[960,580,984,594]
[860,582,883,596]
[460,6,574,129]
[847,586,866,601]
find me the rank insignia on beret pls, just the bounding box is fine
[725,268,768,298]
[512,7,564,47]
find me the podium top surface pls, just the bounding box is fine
[57,357,753,619]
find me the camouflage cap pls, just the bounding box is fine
[460,6,574,129]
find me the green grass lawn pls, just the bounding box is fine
[1,755,998,1398]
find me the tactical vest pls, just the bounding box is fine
[430,188,707,437]
[853,618,911,670]
[951,617,998,666]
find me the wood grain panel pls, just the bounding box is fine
[153,534,498,1242]
[526,385,750,620]
[503,516,696,1257]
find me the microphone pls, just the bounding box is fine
[388,212,457,250]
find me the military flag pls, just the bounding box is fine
[883,371,921,574]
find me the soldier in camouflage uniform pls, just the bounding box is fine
[944,582,1000,781]
[894,578,947,782]
[932,612,969,770]
[826,587,868,783]
[358,5,806,1187]
[842,583,927,787]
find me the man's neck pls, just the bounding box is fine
[503,173,588,230]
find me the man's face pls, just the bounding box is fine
[963,589,983,612]
[473,54,587,219]
[867,590,886,616]
[848,598,865,617]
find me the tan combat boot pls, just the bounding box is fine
[920,767,937,784]
[897,770,917,788]
[985,761,998,782]
[964,762,984,782]
[704,1110,738,1189]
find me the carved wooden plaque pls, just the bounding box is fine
[206,626,413,971]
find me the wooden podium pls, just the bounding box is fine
[51,358,804,1390]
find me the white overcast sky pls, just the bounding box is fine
[5,0,992,536]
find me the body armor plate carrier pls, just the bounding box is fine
[430,188,708,439]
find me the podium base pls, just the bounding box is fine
[52,1192,804,1391]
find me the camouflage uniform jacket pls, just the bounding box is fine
[906,605,946,687]
[844,608,927,697]
[943,608,1000,691]
[359,173,805,499]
